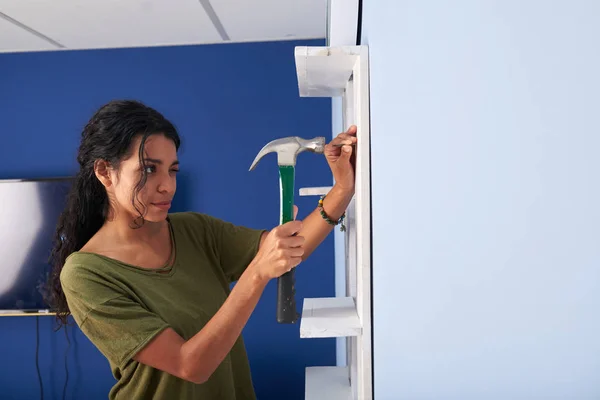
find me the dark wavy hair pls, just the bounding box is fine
[48,100,181,326]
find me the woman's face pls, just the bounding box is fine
[110,134,179,222]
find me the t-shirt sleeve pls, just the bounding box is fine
[60,260,170,369]
[185,212,266,283]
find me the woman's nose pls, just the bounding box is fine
[158,175,176,194]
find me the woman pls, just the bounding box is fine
[47,100,357,399]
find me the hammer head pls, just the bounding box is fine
[249,136,326,171]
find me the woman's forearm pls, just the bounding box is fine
[299,183,354,260]
[180,262,267,383]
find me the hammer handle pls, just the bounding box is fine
[277,165,299,324]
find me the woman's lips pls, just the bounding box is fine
[151,201,171,210]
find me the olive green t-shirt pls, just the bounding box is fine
[60,212,265,400]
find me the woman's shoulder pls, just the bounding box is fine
[168,211,229,233]
[61,252,113,287]
[167,211,205,224]
[61,250,140,306]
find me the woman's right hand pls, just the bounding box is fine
[250,206,305,282]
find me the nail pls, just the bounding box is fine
[332,143,356,147]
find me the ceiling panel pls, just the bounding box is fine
[212,0,327,42]
[0,0,222,51]
[0,14,57,53]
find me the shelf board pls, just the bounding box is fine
[294,45,362,97]
[300,297,361,338]
[299,186,332,196]
[305,366,351,400]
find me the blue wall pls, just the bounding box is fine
[0,39,335,400]
[362,1,600,399]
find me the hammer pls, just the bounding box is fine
[249,136,326,323]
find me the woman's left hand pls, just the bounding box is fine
[324,125,358,193]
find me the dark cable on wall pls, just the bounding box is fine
[63,325,70,400]
[356,0,363,44]
[35,316,44,400]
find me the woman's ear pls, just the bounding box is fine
[94,159,113,188]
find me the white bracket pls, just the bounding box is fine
[299,186,333,196]
[300,297,362,338]
[295,46,362,97]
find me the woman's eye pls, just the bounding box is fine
[171,169,180,174]
[144,165,155,174]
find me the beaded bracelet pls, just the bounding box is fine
[318,195,346,232]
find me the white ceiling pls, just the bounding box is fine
[0,0,328,54]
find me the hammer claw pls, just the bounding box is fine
[248,136,326,171]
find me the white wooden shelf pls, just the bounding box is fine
[296,43,372,399]
[300,297,361,338]
[305,366,351,400]
[299,186,332,196]
[295,46,362,97]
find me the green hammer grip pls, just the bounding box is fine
[277,165,299,324]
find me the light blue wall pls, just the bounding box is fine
[362,1,600,399]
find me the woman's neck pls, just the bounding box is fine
[102,212,166,244]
